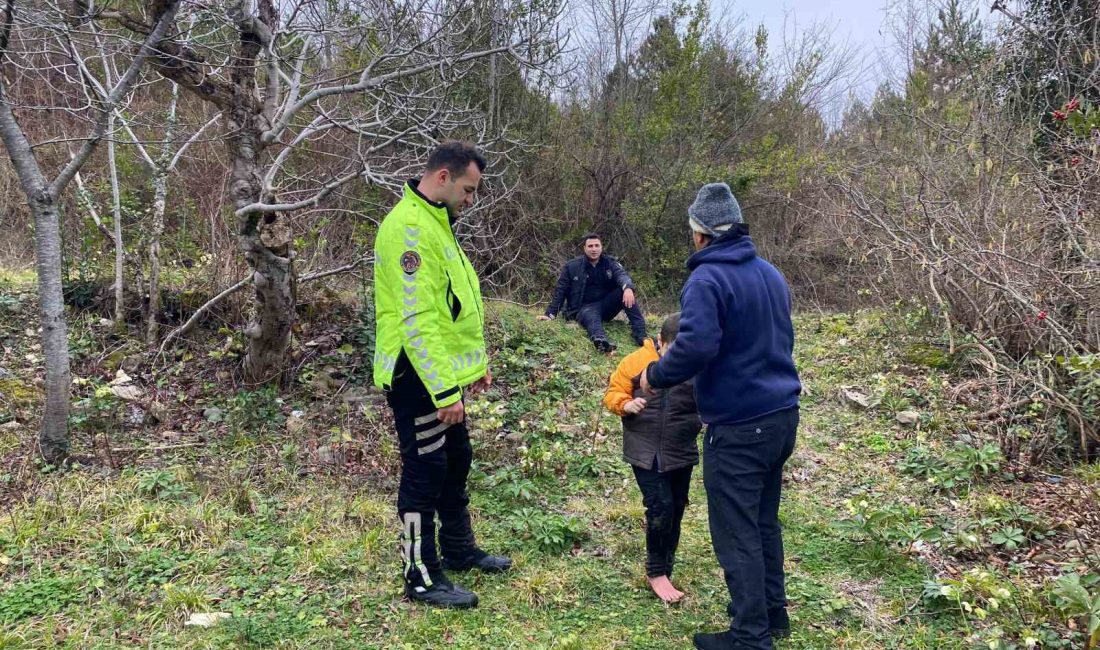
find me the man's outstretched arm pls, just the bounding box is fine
[542,263,571,318]
[643,280,723,390]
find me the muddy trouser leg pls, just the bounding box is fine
[632,464,677,577]
[665,465,694,577]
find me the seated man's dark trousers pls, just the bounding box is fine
[572,287,647,347]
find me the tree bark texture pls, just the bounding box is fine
[29,189,72,463]
[225,3,296,385]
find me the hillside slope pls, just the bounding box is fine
[0,284,1096,649]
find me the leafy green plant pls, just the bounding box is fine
[899,441,1002,491]
[834,498,934,545]
[135,469,187,500]
[1058,354,1100,438]
[224,387,285,435]
[943,524,986,556]
[820,595,852,616]
[570,454,607,479]
[1051,573,1100,647]
[505,507,588,554]
[484,467,537,502]
[0,575,87,623]
[0,293,20,312]
[989,527,1026,550]
[923,569,1016,623]
[67,321,100,361]
[973,496,1051,548]
[69,380,121,433]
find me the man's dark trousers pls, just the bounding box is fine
[573,287,647,345]
[704,406,798,650]
[386,367,477,588]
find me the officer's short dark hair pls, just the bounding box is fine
[426,141,487,178]
[582,232,601,246]
[660,312,681,345]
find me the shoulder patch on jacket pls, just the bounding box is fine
[400,251,421,274]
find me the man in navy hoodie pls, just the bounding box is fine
[640,182,802,650]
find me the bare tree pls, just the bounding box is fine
[111,82,221,344]
[582,0,662,73]
[0,0,181,464]
[829,2,1099,462]
[100,0,564,384]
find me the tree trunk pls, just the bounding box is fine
[30,189,71,464]
[145,83,179,345]
[228,110,296,385]
[107,112,126,329]
[146,167,168,345]
[226,1,296,386]
[241,222,296,385]
[0,0,181,464]
[0,92,72,465]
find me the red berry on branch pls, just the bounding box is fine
[1053,110,1068,121]
[1070,156,1082,166]
[1037,311,1048,321]
[1065,98,1081,112]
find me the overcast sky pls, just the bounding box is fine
[726,0,894,57]
[564,0,1001,120]
[711,0,999,115]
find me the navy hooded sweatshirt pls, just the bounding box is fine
[646,225,801,425]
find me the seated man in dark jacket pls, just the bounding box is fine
[537,233,648,352]
[640,183,802,650]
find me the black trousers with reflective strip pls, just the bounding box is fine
[386,365,477,588]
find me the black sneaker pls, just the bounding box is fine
[769,607,791,638]
[693,630,737,650]
[442,549,513,573]
[594,339,616,354]
[405,581,479,609]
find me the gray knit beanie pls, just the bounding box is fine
[688,182,742,236]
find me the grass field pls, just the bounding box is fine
[0,289,1093,649]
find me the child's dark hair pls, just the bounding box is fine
[659,312,681,345]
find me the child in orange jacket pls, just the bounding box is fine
[604,313,702,603]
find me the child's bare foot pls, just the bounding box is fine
[647,575,685,603]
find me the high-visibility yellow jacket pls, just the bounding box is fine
[373,180,487,407]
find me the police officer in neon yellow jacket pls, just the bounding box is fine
[373,142,511,610]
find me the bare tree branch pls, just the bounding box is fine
[50,2,182,199]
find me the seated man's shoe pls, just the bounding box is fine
[404,580,479,609]
[693,630,737,650]
[593,338,616,354]
[443,549,513,573]
[769,607,791,638]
